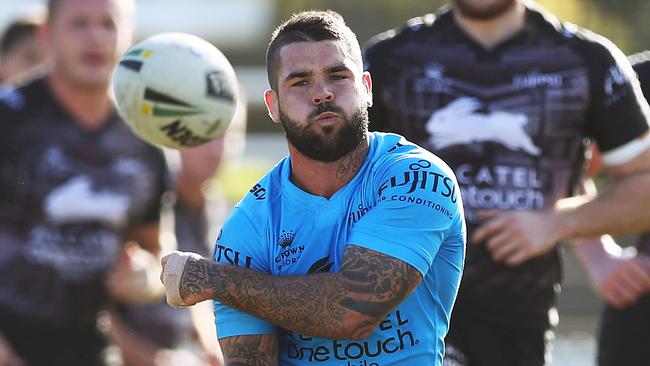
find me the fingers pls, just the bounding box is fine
[599,259,650,308]
[486,232,520,262]
[504,250,533,267]
[472,211,510,244]
[475,210,533,265]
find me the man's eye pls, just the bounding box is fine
[292,80,308,87]
[331,74,347,80]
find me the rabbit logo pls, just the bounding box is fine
[425,97,540,155]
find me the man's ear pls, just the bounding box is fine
[264,89,280,124]
[362,71,373,107]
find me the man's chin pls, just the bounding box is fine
[454,0,517,20]
[72,73,111,90]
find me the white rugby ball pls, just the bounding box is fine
[111,32,238,149]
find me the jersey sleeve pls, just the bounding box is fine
[348,153,465,276]
[212,206,276,339]
[583,35,650,166]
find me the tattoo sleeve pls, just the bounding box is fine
[220,334,278,366]
[181,245,422,339]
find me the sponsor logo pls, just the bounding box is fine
[348,204,372,224]
[283,310,417,364]
[377,160,458,204]
[275,245,305,272]
[274,230,303,272]
[425,97,540,156]
[278,230,295,248]
[456,164,545,223]
[249,183,267,200]
[513,71,563,88]
[381,195,454,220]
[412,64,453,94]
[214,244,252,268]
[26,225,120,281]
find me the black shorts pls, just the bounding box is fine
[443,312,552,366]
[0,309,108,366]
[598,294,650,366]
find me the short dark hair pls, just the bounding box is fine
[1,19,40,54]
[266,10,362,91]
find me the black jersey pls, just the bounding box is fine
[0,77,168,328]
[629,52,650,257]
[365,6,650,329]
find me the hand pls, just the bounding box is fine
[0,333,25,366]
[160,251,207,308]
[472,210,563,266]
[586,250,650,308]
[107,243,164,304]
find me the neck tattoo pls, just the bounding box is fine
[335,142,368,183]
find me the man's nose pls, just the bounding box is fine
[312,81,334,104]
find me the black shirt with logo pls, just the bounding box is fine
[365,6,650,329]
[0,77,168,329]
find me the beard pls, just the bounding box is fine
[279,101,368,162]
[453,0,517,20]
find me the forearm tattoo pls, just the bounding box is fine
[220,334,278,366]
[179,246,421,339]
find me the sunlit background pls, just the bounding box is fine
[2,1,648,365]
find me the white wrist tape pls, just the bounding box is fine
[162,251,203,308]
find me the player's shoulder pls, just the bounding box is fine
[628,51,650,99]
[363,7,450,61]
[368,132,461,207]
[0,76,49,116]
[369,132,456,179]
[533,7,624,68]
[233,156,287,214]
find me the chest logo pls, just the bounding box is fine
[279,230,295,248]
[426,97,540,156]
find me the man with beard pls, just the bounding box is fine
[0,0,169,365]
[159,10,466,366]
[364,0,650,365]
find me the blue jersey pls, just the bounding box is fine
[213,132,466,365]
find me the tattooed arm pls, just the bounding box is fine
[170,245,422,340]
[219,334,278,366]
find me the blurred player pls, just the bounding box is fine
[364,0,650,365]
[0,0,168,365]
[106,93,249,366]
[576,51,650,366]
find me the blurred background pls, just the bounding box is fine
[2,1,648,365]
